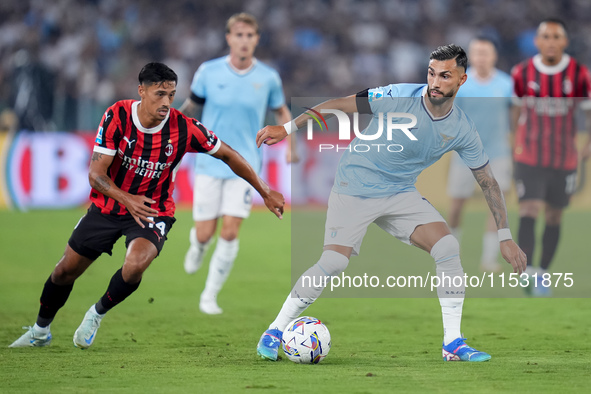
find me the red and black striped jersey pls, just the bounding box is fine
[92,100,220,217]
[511,54,591,170]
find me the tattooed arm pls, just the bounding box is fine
[472,163,527,273]
[89,151,158,228]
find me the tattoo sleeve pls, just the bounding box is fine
[91,152,103,162]
[93,175,111,193]
[472,164,509,229]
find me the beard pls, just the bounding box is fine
[427,88,454,105]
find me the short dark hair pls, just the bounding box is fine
[472,35,499,51]
[539,18,568,34]
[429,44,468,71]
[138,62,178,85]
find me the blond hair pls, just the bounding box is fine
[226,13,259,34]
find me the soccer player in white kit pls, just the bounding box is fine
[179,13,294,314]
[255,45,526,362]
[446,37,513,273]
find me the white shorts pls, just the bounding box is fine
[324,191,446,256]
[447,154,512,199]
[192,174,254,221]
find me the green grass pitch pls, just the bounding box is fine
[1,208,590,393]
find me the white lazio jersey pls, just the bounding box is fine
[333,83,489,198]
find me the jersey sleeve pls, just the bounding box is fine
[455,121,489,170]
[267,70,286,110]
[365,84,400,115]
[93,105,120,156]
[577,64,591,111]
[511,64,525,97]
[189,64,207,105]
[188,118,221,155]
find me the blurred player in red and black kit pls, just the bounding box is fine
[9,62,284,349]
[511,18,591,295]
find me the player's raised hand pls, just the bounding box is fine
[263,190,285,219]
[256,125,288,147]
[122,194,159,228]
[500,240,527,274]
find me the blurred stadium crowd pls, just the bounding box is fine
[1,0,590,132]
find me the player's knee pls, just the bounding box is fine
[545,209,563,225]
[196,227,216,243]
[519,201,541,218]
[430,235,461,270]
[316,250,349,276]
[122,255,153,282]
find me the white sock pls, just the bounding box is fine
[268,250,349,331]
[190,227,213,260]
[481,231,498,264]
[202,238,239,299]
[431,235,465,346]
[33,323,50,333]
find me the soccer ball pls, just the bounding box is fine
[282,316,331,364]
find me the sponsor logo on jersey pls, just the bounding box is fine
[95,127,103,144]
[117,148,173,179]
[368,90,384,102]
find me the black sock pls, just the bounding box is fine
[518,217,536,266]
[540,225,560,271]
[95,269,141,314]
[37,276,74,328]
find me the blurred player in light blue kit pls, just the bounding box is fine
[179,13,294,314]
[446,37,513,272]
[255,45,526,362]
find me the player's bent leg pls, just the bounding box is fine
[74,238,156,349]
[447,198,467,240]
[184,220,216,275]
[200,216,243,315]
[429,235,490,361]
[532,205,564,296]
[257,248,351,361]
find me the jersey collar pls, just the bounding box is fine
[132,101,169,134]
[225,55,257,75]
[532,53,570,75]
[421,86,454,121]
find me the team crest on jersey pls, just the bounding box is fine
[527,81,540,93]
[165,139,174,156]
[96,127,103,144]
[563,78,573,95]
[438,132,455,148]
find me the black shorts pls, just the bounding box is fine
[68,204,176,260]
[514,162,577,208]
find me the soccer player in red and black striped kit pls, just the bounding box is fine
[9,62,285,349]
[511,19,591,295]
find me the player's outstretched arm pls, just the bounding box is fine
[472,163,527,273]
[212,142,284,219]
[256,95,358,147]
[273,105,299,164]
[89,151,159,228]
